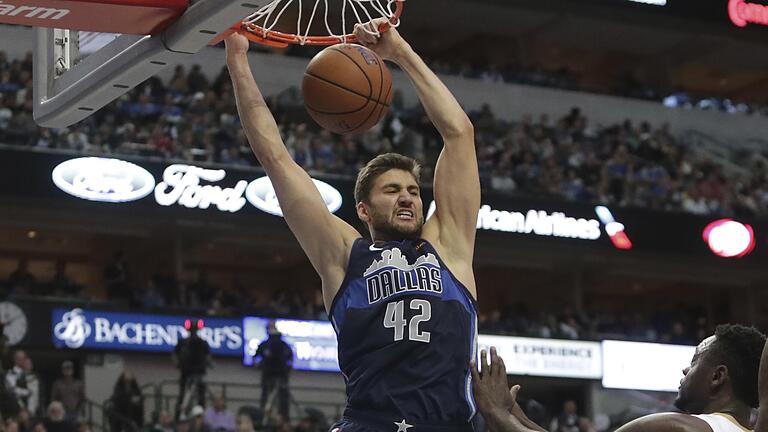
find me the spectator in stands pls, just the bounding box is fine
[50,361,85,420]
[30,419,47,432]
[549,400,583,432]
[187,271,214,308]
[253,321,293,420]
[203,395,235,432]
[5,350,36,416]
[149,410,174,432]
[234,415,255,432]
[7,259,35,296]
[110,371,144,432]
[173,320,211,418]
[176,416,191,432]
[104,252,130,303]
[44,401,73,432]
[21,356,39,417]
[74,421,91,432]
[5,417,20,432]
[17,407,32,432]
[190,406,209,432]
[48,261,81,298]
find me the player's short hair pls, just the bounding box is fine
[354,153,421,204]
[707,323,766,408]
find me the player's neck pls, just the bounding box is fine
[702,398,752,427]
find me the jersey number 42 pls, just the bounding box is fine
[383,299,431,343]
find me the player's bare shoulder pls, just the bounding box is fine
[616,413,712,432]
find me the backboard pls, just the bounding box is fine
[27,0,262,128]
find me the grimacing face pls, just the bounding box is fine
[674,335,716,414]
[358,169,424,240]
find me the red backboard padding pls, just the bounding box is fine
[0,0,188,34]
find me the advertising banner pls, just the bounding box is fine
[242,317,338,372]
[0,149,766,261]
[52,308,243,356]
[602,340,695,392]
[479,335,603,379]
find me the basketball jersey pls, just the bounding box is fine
[330,238,478,429]
[692,413,752,432]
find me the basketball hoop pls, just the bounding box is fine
[232,0,405,47]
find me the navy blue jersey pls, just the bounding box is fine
[330,238,478,429]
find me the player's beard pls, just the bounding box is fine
[368,206,423,240]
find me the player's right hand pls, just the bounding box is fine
[225,32,251,56]
[353,18,410,63]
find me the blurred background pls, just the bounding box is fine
[0,0,767,431]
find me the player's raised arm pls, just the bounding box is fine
[354,20,480,296]
[757,337,768,432]
[225,34,360,308]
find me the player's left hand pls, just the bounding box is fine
[353,18,411,63]
[470,347,519,419]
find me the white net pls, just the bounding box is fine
[242,0,403,45]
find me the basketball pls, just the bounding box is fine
[302,44,393,135]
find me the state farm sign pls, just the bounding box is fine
[729,0,768,27]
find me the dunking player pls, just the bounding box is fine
[472,324,766,432]
[225,16,479,432]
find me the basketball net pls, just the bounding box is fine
[236,0,404,47]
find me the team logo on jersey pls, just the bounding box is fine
[364,248,443,304]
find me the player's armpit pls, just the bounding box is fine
[614,413,709,432]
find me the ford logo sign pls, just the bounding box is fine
[246,176,343,217]
[52,157,156,203]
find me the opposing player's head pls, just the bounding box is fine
[355,153,423,241]
[674,324,765,414]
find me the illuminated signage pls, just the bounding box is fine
[52,308,243,356]
[428,202,602,241]
[243,317,338,372]
[703,219,756,258]
[627,0,666,5]
[479,336,602,379]
[246,176,342,217]
[729,0,768,27]
[52,157,155,203]
[595,206,633,250]
[52,158,343,216]
[155,165,248,212]
[602,340,695,392]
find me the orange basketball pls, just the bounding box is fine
[302,44,393,135]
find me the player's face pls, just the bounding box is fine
[674,335,715,414]
[360,169,424,240]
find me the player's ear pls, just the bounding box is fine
[711,364,728,388]
[356,201,370,223]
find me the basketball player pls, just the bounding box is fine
[757,335,767,432]
[472,324,766,432]
[225,16,479,432]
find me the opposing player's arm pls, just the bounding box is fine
[355,20,480,295]
[226,34,360,307]
[756,337,768,432]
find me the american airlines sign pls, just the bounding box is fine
[52,157,342,216]
[52,308,243,356]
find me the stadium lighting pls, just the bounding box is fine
[627,0,667,6]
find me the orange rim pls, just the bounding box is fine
[239,0,403,46]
